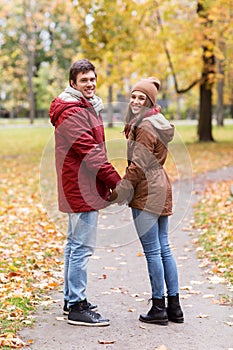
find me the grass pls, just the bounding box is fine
[0,297,37,331]
[0,126,53,158]
[174,123,233,174]
[0,121,232,343]
[0,117,49,126]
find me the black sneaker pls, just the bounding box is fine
[63,299,97,315]
[67,300,109,327]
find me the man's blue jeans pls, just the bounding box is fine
[132,208,179,299]
[64,211,98,306]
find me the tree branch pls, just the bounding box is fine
[155,7,200,94]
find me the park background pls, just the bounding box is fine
[0,0,233,348]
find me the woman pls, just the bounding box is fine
[110,77,184,326]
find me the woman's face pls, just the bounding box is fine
[130,91,147,116]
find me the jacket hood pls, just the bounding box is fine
[49,96,90,126]
[144,113,174,143]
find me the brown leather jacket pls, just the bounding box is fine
[113,110,174,216]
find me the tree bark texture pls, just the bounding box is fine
[197,1,215,142]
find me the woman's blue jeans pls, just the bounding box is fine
[132,208,179,299]
[64,211,98,306]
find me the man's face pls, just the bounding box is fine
[71,70,96,99]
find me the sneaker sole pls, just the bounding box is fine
[67,319,110,327]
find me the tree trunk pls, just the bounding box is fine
[230,86,233,119]
[26,45,36,124]
[216,41,225,126]
[198,83,214,141]
[23,0,36,124]
[216,76,224,126]
[197,1,215,142]
[28,69,35,124]
[197,39,215,142]
[107,84,113,128]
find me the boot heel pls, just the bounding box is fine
[139,298,168,326]
[167,294,184,323]
[168,315,184,323]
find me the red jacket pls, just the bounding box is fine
[49,96,121,213]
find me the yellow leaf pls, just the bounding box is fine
[98,339,116,344]
[203,294,215,298]
[128,308,135,312]
[196,313,209,318]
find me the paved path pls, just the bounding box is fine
[20,167,233,350]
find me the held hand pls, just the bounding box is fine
[109,189,127,206]
[109,189,118,202]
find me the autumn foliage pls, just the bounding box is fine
[193,180,233,284]
[0,124,233,347]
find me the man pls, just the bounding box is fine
[49,59,121,326]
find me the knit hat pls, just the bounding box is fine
[131,77,161,106]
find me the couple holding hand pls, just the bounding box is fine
[49,59,184,327]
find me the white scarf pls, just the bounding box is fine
[59,86,104,115]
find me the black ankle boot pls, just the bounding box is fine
[139,297,168,326]
[167,294,184,323]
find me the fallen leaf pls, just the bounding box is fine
[104,266,117,270]
[128,308,135,312]
[208,275,225,284]
[131,293,140,298]
[98,339,116,344]
[0,333,26,348]
[196,313,209,318]
[184,247,191,252]
[189,290,201,295]
[110,287,128,294]
[180,286,192,291]
[139,325,146,329]
[155,345,168,350]
[178,256,188,260]
[182,227,192,231]
[180,294,191,299]
[203,294,215,298]
[190,280,204,285]
[211,299,220,304]
[56,317,66,321]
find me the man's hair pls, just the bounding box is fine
[69,59,97,86]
